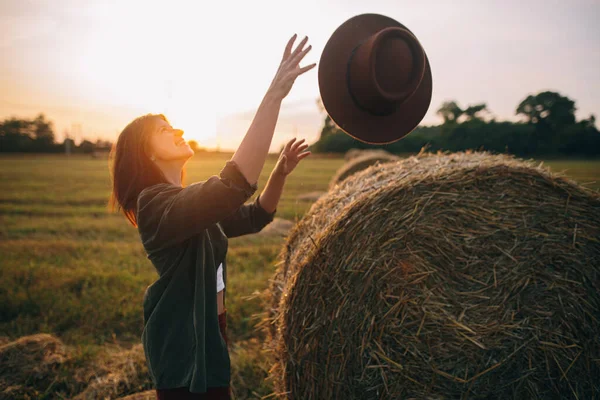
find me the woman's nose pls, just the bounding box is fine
[174,129,184,137]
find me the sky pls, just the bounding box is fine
[1,0,599,152]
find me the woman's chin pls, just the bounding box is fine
[162,146,194,161]
[184,146,195,158]
[176,144,194,158]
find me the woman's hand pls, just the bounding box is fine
[230,35,314,186]
[267,35,316,101]
[273,138,311,177]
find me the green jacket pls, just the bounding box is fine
[136,161,276,392]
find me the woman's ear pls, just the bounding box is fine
[143,140,155,162]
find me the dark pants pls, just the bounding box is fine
[156,312,230,400]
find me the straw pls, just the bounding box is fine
[263,152,600,399]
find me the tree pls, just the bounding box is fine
[94,139,113,150]
[556,121,600,156]
[317,98,340,140]
[516,91,577,154]
[319,115,339,140]
[79,140,95,154]
[0,114,61,152]
[437,101,463,123]
[582,114,596,129]
[31,114,55,151]
[0,117,34,152]
[187,140,202,153]
[463,103,488,121]
[516,91,576,128]
[31,114,54,142]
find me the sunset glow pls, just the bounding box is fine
[1,0,599,151]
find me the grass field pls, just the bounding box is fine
[0,152,598,398]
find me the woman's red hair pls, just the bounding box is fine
[108,113,186,227]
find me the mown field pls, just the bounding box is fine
[0,152,598,399]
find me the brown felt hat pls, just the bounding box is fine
[318,13,433,144]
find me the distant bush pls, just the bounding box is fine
[311,91,599,157]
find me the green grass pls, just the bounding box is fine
[0,152,598,398]
[537,159,599,190]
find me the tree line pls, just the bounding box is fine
[0,114,203,154]
[2,91,598,157]
[312,91,599,157]
[0,114,113,154]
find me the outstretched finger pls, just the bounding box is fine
[284,138,296,153]
[295,143,310,153]
[282,34,297,62]
[289,44,312,67]
[291,138,306,151]
[288,36,309,63]
[296,62,317,76]
[298,151,312,160]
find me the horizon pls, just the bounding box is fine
[1,0,599,151]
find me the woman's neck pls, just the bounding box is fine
[155,159,185,186]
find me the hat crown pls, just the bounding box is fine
[376,37,413,94]
[347,27,426,116]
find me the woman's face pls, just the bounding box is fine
[147,117,194,161]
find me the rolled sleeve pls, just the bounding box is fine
[136,160,259,252]
[218,193,276,238]
[219,161,258,199]
[254,194,277,225]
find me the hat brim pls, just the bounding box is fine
[318,13,433,145]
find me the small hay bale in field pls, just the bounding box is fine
[116,390,156,400]
[265,152,600,399]
[72,343,150,400]
[0,333,68,397]
[344,148,363,161]
[329,152,399,190]
[258,218,295,238]
[296,191,326,202]
[344,148,394,161]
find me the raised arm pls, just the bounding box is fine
[219,137,312,238]
[136,35,314,252]
[231,34,315,185]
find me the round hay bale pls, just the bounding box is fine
[266,152,600,399]
[344,148,394,161]
[330,152,400,190]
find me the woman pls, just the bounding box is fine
[109,34,314,399]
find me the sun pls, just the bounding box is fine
[68,0,319,150]
[68,1,221,145]
[164,98,217,146]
